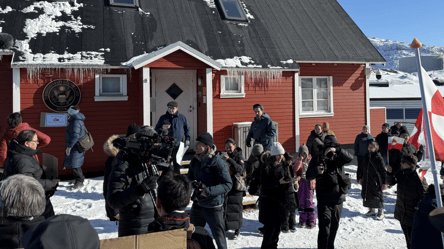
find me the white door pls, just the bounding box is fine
[152,70,197,149]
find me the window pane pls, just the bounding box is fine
[316,78,328,89]
[220,0,246,19]
[317,100,329,111]
[302,101,313,111]
[405,108,421,119]
[225,77,239,91]
[301,78,313,88]
[302,89,313,100]
[102,77,121,94]
[111,0,136,4]
[386,109,404,119]
[317,88,328,99]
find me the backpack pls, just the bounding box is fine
[76,128,94,153]
[187,223,201,249]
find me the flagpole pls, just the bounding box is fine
[412,38,444,245]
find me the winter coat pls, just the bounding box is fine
[306,147,353,205]
[0,123,50,168]
[187,147,233,208]
[294,156,316,190]
[224,147,244,231]
[5,141,53,192]
[63,112,86,169]
[306,130,326,156]
[246,113,276,151]
[375,132,391,157]
[358,151,387,208]
[154,111,190,147]
[107,152,157,236]
[393,166,427,226]
[388,142,419,185]
[103,135,121,221]
[411,194,444,249]
[148,212,216,249]
[0,216,45,249]
[390,125,401,137]
[354,132,374,156]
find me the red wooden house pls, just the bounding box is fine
[0,0,385,174]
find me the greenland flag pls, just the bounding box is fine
[409,66,444,161]
[388,136,404,150]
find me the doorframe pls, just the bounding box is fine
[151,69,198,144]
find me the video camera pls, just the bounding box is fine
[191,181,206,202]
[316,141,339,171]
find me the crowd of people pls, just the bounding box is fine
[1,103,444,249]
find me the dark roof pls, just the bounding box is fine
[0,0,385,68]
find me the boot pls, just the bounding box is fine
[71,181,84,190]
[233,229,240,240]
[365,208,376,216]
[375,209,385,220]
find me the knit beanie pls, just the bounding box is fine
[251,144,264,156]
[399,126,409,136]
[363,125,369,130]
[382,123,390,129]
[322,122,329,129]
[429,207,444,233]
[196,132,213,147]
[299,143,309,156]
[270,142,285,156]
[67,106,79,115]
[167,101,178,107]
[126,123,141,137]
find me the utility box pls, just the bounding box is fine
[232,122,279,160]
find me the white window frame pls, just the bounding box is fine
[299,76,334,118]
[109,0,138,7]
[220,75,246,98]
[94,74,128,102]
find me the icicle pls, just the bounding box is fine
[226,68,283,85]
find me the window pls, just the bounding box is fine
[220,75,245,98]
[405,108,422,119]
[386,109,404,120]
[109,0,138,7]
[95,74,128,101]
[299,76,333,117]
[216,0,248,21]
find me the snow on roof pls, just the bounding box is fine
[216,56,262,68]
[0,6,13,14]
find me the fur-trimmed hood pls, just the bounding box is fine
[103,135,121,157]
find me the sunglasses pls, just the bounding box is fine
[167,107,176,110]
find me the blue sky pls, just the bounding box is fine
[337,0,444,47]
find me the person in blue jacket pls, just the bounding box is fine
[246,104,276,151]
[354,125,374,175]
[187,132,232,249]
[63,106,86,190]
[155,101,190,174]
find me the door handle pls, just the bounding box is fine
[189,106,195,112]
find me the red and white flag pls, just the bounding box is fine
[388,136,404,150]
[409,66,444,161]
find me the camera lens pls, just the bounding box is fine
[326,151,334,158]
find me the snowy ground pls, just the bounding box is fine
[51,162,441,249]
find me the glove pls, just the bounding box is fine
[52,179,61,187]
[246,139,252,147]
[66,147,72,156]
[185,140,190,147]
[140,176,159,193]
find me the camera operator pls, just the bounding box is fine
[187,132,232,249]
[306,135,353,249]
[107,126,173,237]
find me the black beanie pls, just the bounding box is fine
[196,132,213,147]
[127,123,141,137]
[167,101,178,107]
[382,123,390,129]
[399,126,409,136]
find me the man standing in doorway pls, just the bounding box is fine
[155,101,190,174]
[246,104,276,151]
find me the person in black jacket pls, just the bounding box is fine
[388,154,427,249]
[306,124,326,157]
[0,174,46,249]
[357,141,387,220]
[245,144,264,194]
[148,173,216,249]
[306,135,353,249]
[107,127,162,237]
[411,184,444,249]
[375,123,391,164]
[390,122,402,137]
[5,129,59,219]
[222,138,245,240]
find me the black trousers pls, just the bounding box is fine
[317,202,343,249]
[281,210,296,230]
[401,223,413,249]
[259,198,281,249]
[72,167,85,183]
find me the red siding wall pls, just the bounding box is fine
[19,68,143,174]
[212,71,296,152]
[0,55,13,135]
[370,107,386,135]
[298,63,367,146]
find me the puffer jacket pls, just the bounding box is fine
[246,113,276,151]
[107,152,157,236]
[0,216,45,249]
[187,146,232,208]
[393,165,427,226]
[224,147,245,231]
[0,123,51,168]
[358,151,386,208]
[63,112,86,169]
[354,132,374,156]
[103,135,121,221]
[388,142,419,185]
[306,130,326,156]
[375,132,391,157]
